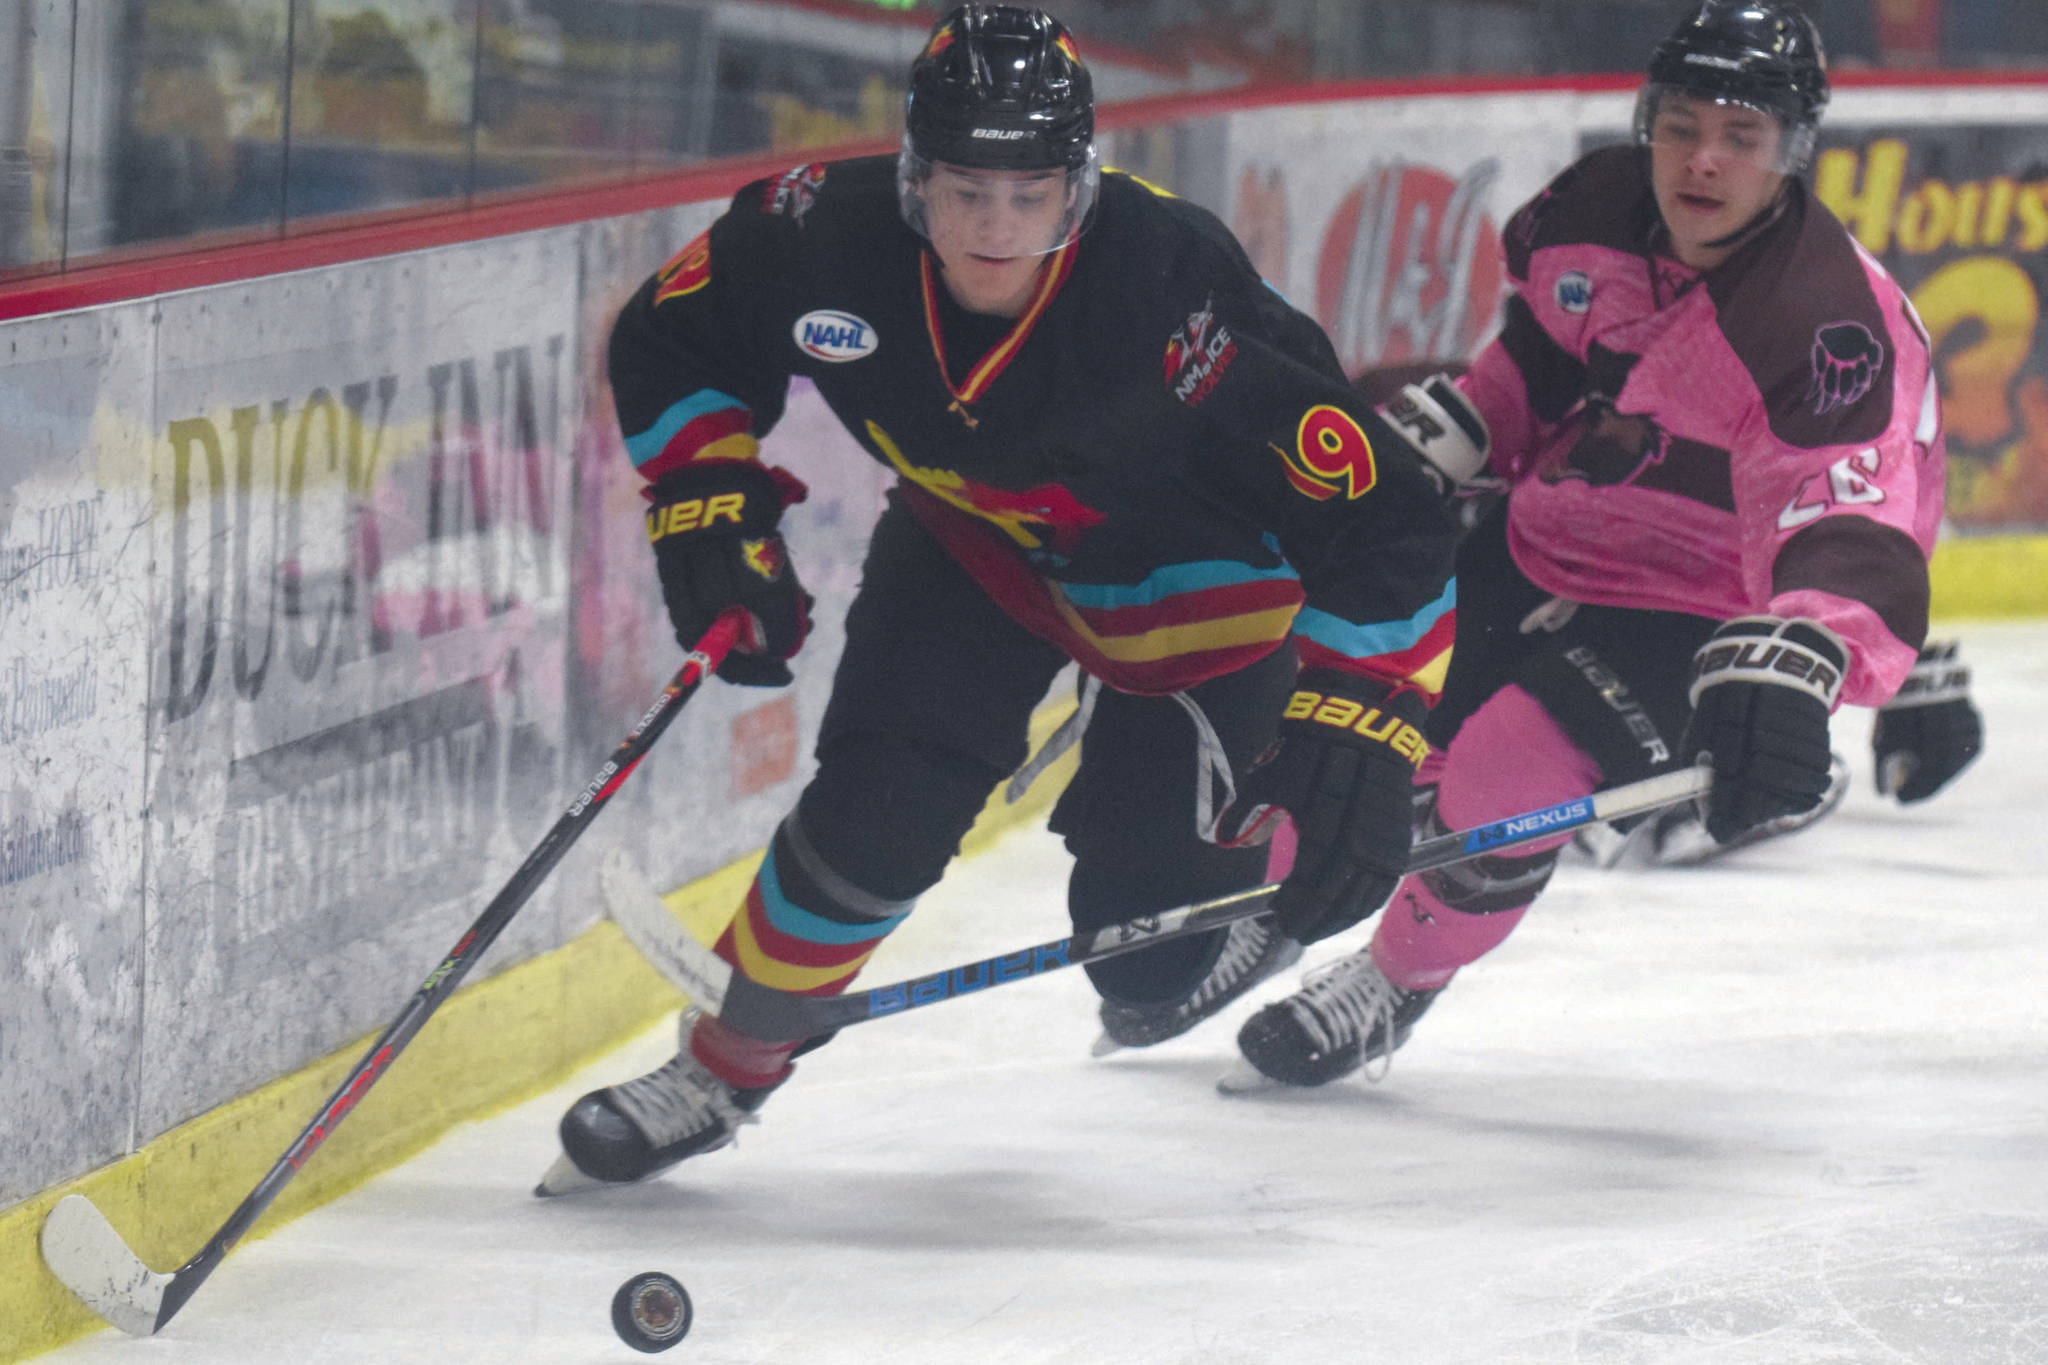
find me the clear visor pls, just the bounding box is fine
[897,140,1100,259]
[1633,84,1816,175]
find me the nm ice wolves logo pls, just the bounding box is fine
[763,163,826,223]
[1163,299,1237,406]
[1809,321,1884,416]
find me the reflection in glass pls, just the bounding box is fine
[285,1,471,224]
[699,8,916,162]
[2,0,74,273]
[477,1,656,191]
[109,0,289,251]
[7,0,2048,278]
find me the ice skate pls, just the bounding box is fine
[1091,911,1302,1055]
[536,1009,785,1195]
[1218,950,1440,1092]
[1569,815,1645,868]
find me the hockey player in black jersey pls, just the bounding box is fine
[542,4,1481,1191]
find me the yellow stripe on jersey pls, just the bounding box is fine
[1407,644,1453,698]
[1048,592,1301,664]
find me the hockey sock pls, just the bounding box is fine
[688,1011,804,1089]
[1369,685,1600,990]
[712,811,914,1000]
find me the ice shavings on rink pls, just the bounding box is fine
[44,621,2048,1364]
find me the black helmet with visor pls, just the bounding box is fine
[899,5,1099,256]
[1634,1,1831,174]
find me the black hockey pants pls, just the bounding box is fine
[798,490,1286,1006]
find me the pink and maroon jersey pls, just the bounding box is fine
[1458,145,1943,707]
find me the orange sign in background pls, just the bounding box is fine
[1813,126,2048,531]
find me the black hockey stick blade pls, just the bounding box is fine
[604,765,1713,1044]
[40,611,749,1337]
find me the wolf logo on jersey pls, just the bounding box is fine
[1548,403,1671,488]
[865,419,1104,557]
[764,164,827,223]
[1809,321,1883,416]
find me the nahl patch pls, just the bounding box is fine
[1555,269,1592,315]
[1164,300,1237,407]
[794,310,879,363]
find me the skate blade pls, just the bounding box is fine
[533,1153,605,1198]
[1214,1061,1282,1095]
[1088,1032,1124,1058]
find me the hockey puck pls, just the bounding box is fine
[611,1271,693,1353]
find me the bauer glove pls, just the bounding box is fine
[645,461,813,687]
[1873,640,1982,804]
[1223,670,1427,945]
[1683,616,1845,845]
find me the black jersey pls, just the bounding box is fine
[609,156,1459,698]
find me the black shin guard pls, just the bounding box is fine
[1414,809,1562,915]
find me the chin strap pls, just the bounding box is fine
[1697,181,1792,252]
[1646,178,1793,269]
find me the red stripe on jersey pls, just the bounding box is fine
[1066,576,1305,637]
[635,407,756,482]
[904,489,1292,696]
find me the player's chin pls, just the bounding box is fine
[1668,191,1727,222]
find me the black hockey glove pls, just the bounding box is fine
[1682,616,1846,845]
[1873,640,1982,804]
[1223,670,1426,945]
[645,461,813,687]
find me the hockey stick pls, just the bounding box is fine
[40,611,750,1338]
[604,765,1713,1044]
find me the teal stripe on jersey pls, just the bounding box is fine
[1055,555,1300,610]
[1292,579,1457,659]
[624,388,747,467]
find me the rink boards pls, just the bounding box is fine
[5,73,2048,1361]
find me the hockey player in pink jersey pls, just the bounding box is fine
[1227,0,1949,1090]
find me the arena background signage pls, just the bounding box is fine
[1812,123,2048,532]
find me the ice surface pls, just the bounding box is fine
[44,624,2048,1364]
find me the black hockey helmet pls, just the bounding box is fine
[899,5,1100,253]
[1634,1,1831,172]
